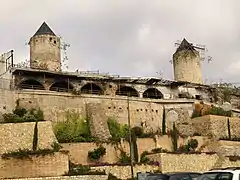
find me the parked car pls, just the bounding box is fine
[137,172,202,180]
[197,167,240,180]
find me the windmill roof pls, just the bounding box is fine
[175,38,196,53]
[33,22,56,37]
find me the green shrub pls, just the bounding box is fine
[206,106,232,117]
[119,151,131,163]
[2,107,44,123]
[177,139,198,153]
[191,110,201,118]
[140,151,150,163]
[88,146,106,161]
[54,112,95,143]
[188,139,198,149]
[13,107,27,117]
[223,88,231,102]
[107,118,129,141]
[2,113,24,123]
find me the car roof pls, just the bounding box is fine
[166,172,202,175]
[205,170,240,173]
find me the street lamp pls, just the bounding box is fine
[167,110,179,124]
[222,102,232,112]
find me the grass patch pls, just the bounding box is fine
[54,110,96,143]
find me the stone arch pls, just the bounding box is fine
[143,88,164,99]
[49,81,74,92]
[81,83,104,95]
[116,86,139,97]
[18,79,45,90]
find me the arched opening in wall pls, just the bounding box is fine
[143,88,163,99]
[49,81,73,92]
[18,79,45,90]
[81,83,103,95]
[116,86,139,97]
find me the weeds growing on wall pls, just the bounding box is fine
[1,106,44,123]
[119,150,131,164]
[177,139,198,153]
[107,118,129,142]
[140,151,150,163]
[54,111,96,143]
[191,105,232,118]
[1,142,62,160]
[206,106,232,117]
[88,145,106,161]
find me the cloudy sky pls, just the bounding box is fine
[0,0,240,84]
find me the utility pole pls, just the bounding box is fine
[127,93,134,179]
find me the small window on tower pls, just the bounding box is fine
[54,40,56,44]
[49,37,52,41]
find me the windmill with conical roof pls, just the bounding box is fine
[28,22,61,72]
[172,38,204,84]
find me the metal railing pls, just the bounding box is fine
[49,86,73,93]
[143,92,163,99]
[80,89,103,95]
[18,84,45,90]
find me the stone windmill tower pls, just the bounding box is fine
[172,38,203,84]
[28,22,61,72]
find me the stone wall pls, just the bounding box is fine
[0,89,194,135]
[201,140,240,156]
[8,176,108,180]
[0,152,68,179]
[147,153,240,173]
[0,121,57,154]
[61,136,207,165]
[192,115,240,139]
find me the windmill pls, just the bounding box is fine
[170,39,212,64]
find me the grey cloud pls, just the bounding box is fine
[1,0,240,84]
